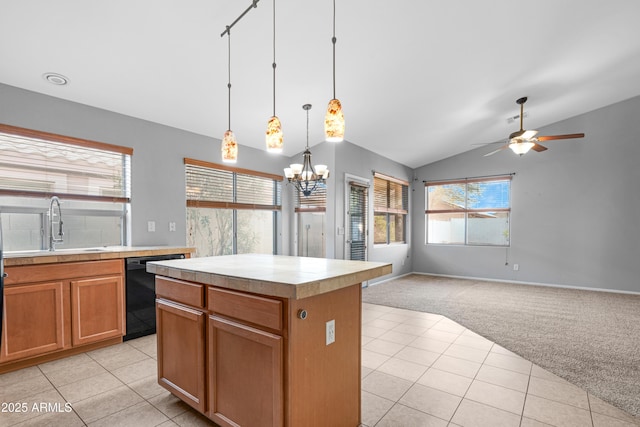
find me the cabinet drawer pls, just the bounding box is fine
[156,276,204,308]
[5,259,123,286]
[208,287,283,332]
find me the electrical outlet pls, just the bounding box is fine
[169,222,176,232]
[147,221,156,232]
[513,263,519,271]
[326,319,335,346]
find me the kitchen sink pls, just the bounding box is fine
[6,247,112,255]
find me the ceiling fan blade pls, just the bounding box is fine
[484,145,509,157]
[471,141,503,147]
[531,143,548,152]
[536,133,585,142]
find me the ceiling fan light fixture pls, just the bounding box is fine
[509,141,535,156]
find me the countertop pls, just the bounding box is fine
[147,254,392,300]
[3,246,195,266]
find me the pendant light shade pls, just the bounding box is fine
[222,130,238,163]
[324,0,344,142]
[221,27,239,163]
[324,98,345,142]
[266,115,283,153]
[265,0,283,153]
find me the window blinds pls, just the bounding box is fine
[184,158,281,210]
[373,172,409,214]
[348,182,368,261]
[294,184,327,212]
[0,124,132,202]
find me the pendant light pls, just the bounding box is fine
[265,0,283,153]
[284,104,329,197]
[324,0,345,142]
[221,28,238,163]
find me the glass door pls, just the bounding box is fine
[347,182,368,261]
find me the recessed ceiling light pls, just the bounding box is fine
[43,72,69,86]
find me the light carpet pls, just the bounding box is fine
[362,274,640,418]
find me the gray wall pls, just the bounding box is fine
[0,83,289,250]
[332,141,414,281]
[412,95,640,293]
[282,140,413,282]
[6,83,637,291]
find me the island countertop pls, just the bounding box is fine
[147,253,392,299]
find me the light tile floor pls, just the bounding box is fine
[0,303,638,426]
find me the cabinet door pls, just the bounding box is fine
[71,275,124,346]
[156,299,206,413]
[208,316,283,427]
[1,282,68,362]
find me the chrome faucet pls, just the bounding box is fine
[49,196,64,251]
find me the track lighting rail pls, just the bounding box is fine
[220,0,260,37]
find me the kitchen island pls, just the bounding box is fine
[147,254,392,427]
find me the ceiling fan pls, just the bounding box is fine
[485,97,585,156]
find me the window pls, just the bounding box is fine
[0,124,131,251]
[425,175,511,246]
[373,172,409,245]
[185,158,281,257]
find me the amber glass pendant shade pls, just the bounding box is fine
[221,130,238,163]
[324,98,345,142]
[266,116,283,153]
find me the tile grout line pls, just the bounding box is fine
[447,337,495,425]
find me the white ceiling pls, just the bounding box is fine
[2,1,640,168]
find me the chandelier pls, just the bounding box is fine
[284,104,329,196]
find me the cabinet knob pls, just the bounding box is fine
[297,309,308,320]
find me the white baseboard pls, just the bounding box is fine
[369,271,640,296]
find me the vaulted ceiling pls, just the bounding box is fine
[2,1,640,168]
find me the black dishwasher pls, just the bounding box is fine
[124,253,185,341]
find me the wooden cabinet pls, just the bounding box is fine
[155,274,364,427]
[0,260,125,370]
[0,281,69,363]
[156,299,206,413]
[71,275,124,346]
[208,315,283,427]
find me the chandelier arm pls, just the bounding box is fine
[220,0,260,37]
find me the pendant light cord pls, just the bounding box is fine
[272,0,277,116]
[227,29,231,130]
[331,0,337,99]
[306,106,310,149]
